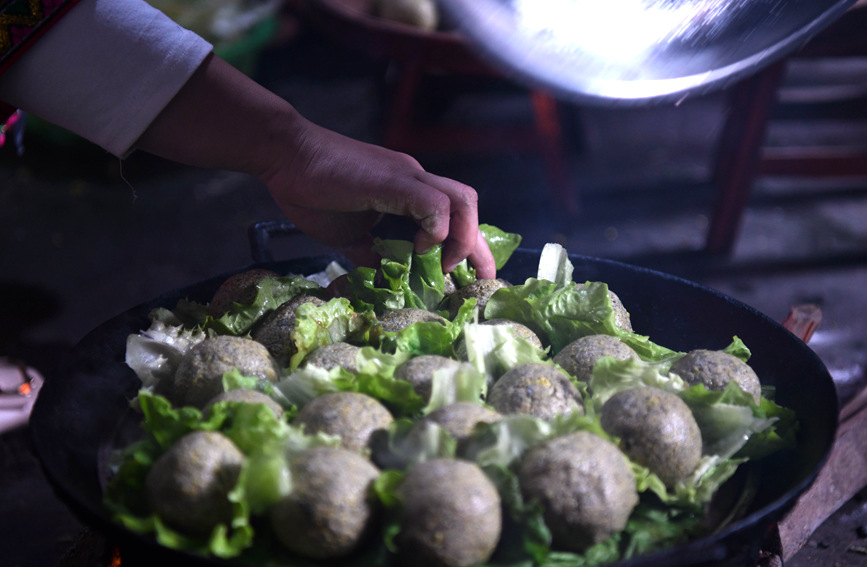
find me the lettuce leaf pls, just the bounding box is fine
[205,276,324,335]
[125,307,211,393]
[240,424,342,515]
[679,381,798,460]
[380,318,461,357]
[347,240,445,315]
[485,279,677,361]
[221,369,295,415]
[288,298,379,369]
[104,389,344,558]
[274,364,356,407]
[484,224,523,269]
[347,225,521,314]
[423,362,489,414]
[460,412,610,470]
[588,357,687,408]
[461,319,550,384]
[722,336,751,362]
[369,418,459,470]
[536,242,573,286]
[276,347,428,418]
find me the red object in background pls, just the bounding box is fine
[781,304,823,344]
[0,108,24,151]
[0,357,43,433]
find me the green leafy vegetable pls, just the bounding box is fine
[206,276,323,335]
[484,224,524,270]
[111,224,800,566]
[288,298,379,369]
[369,418,459,471]
[347,225,521,315]
[485,279,677,360]
[105,389,343,558]
[423,362,488,414]
[124,307,210,392]
[462,320,549,384]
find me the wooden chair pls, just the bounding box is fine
[707,2,867,254]
[300,0,577,213]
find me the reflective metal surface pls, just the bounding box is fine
[437,0,858,104]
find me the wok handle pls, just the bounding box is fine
[247,220,304,263]
[781,304,822,344]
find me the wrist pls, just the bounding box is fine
[252,99,309,190]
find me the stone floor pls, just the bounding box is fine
[2,17,867,567]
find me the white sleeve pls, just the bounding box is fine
[0,0,213,157]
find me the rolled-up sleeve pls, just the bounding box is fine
[0,0,213,156]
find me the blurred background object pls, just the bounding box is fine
[436,0,859,105]
[708,0,867,255]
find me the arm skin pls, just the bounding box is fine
[134,52,496,278]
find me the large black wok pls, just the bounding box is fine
[29,250,838,567]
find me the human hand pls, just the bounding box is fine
[132,54,493,276]
[259,117,496,278]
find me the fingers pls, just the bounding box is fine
[410,171,482,269]
[302,165,485,275]
[468,230,497,279]
[354,170,492,277]
[333,171,496,278]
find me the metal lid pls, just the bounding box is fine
[437,0,857,105]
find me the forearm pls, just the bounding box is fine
[133,53,304,182]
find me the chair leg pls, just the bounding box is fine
[381,63,576,216]
[383,60,424,151]
[705,61,787,255]
[530,91,577,214]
